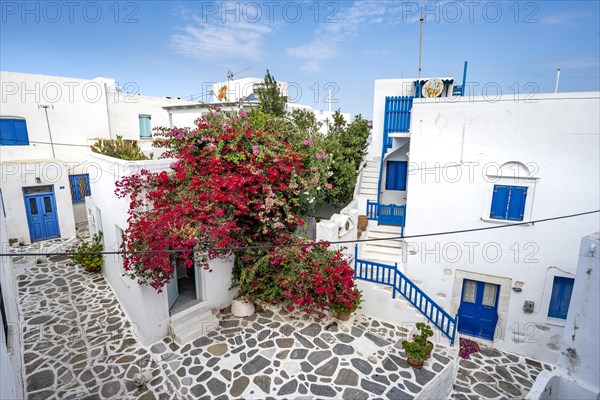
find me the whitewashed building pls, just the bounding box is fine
[85,152,236,346]
[353,71,599,364]
[0,71,194,245]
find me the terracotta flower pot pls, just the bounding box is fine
[231,299,255,317]
[407,357,424,369]
[426,341,434,359]
[358,215,368,231]
[335,313,350,321]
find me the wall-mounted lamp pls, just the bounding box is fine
[35,177,41,184]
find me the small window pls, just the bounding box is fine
[548,276,574,319]
[69,174,91,203]
[0,118,29,146]
[490,185,527,221]
[462,280,477,303]
[385,161,408,191]
[139,115,152,138]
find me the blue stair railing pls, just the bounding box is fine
[366,200,378,220]
[354,244,458,345]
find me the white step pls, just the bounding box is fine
[365,239,402,249]
[360,189,378,196]
[362,255,401,265]
[170,304,220,345]
[362,175,378,182]
[363,246,402,257]
[368,226,403,235]
[361,182,379,190]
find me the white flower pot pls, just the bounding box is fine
[231,299,255,317]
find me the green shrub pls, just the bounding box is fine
[91,135,150,160]
[68,232,104,273]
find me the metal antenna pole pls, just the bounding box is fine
[555,69,561,93]
[418,12,424,79]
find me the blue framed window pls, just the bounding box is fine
[69,174,91,203]
[548,276,574,319]
[139,115,152,138]
[385,161,408,191]
[490,185,527,221]
[0,118,29,146]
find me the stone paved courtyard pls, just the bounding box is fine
[17,254,178,400]
[150,308,455,400]
[451,345,550,399]
[15,237,550,400]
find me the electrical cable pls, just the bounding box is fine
[2,209,598,257]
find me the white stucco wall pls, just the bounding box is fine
[0,160,76,243]
[402,92,600,363]
[0,192,24,400]
[557,232,600,392]
[88,152,237,345]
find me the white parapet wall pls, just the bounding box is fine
[315,200,359,261]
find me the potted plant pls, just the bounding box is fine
[402,322,434,368]
[332,292,362,321]
[68,232,104,273]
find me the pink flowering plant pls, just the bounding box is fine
[237,241,362,317]
[115,108,350,307]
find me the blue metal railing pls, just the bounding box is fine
[354,245,458,345]
[367,200,378,220]
[366,201,406,236]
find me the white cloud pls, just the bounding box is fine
[286,1,404,74]
[170,5,273,62]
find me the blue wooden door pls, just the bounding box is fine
[458,279,499,340]
[24,191,60,242]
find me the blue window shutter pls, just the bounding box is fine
[385,161,408,191]
[0,119,29,145]
[139,115,151,138]
[548,277,575,319]
[490,185,510,219]
[13,119,29,145]
[396,161,407,190]
[0,119,15,144]
[385,161,397,190]
[507,186,527,221]
[69,174,91,203]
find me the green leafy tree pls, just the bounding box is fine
[323,112,370,206]
[255,70,287,117]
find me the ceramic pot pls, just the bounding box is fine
[407,357,424,369]
[231,299,255,317]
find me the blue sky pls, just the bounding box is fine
[1,1,599,119]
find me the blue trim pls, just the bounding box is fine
[0,118,29,146]
[490,185,528,221]
[0,189,5,217]
[548,276,574,319]
[354,246,458,345]
[69,174,91,203]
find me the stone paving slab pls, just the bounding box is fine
[17,250,179,400]
[451,343,550,399]
[150,307,455,400]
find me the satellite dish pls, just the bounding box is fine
[216,85,228,101]
[422,79,444,98]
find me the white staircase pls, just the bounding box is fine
[359,156,381,199]
[361,224,403,266]
[169,303,219,345]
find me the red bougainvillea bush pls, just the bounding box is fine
[236,242,361,316]
[114,109,359,315]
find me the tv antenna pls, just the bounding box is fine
[217,67,252,101]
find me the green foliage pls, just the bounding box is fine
[402,323,434,361]
[68,232,104,273]
[91,135,150,160]
[323,112,371,206]
[401,340,433,361]
[255,70,287,117]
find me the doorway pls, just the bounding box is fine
[458,279,500,341]
[23,186,60,242]
[167,256,202,314]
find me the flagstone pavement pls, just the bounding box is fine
[15,238,549,400]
